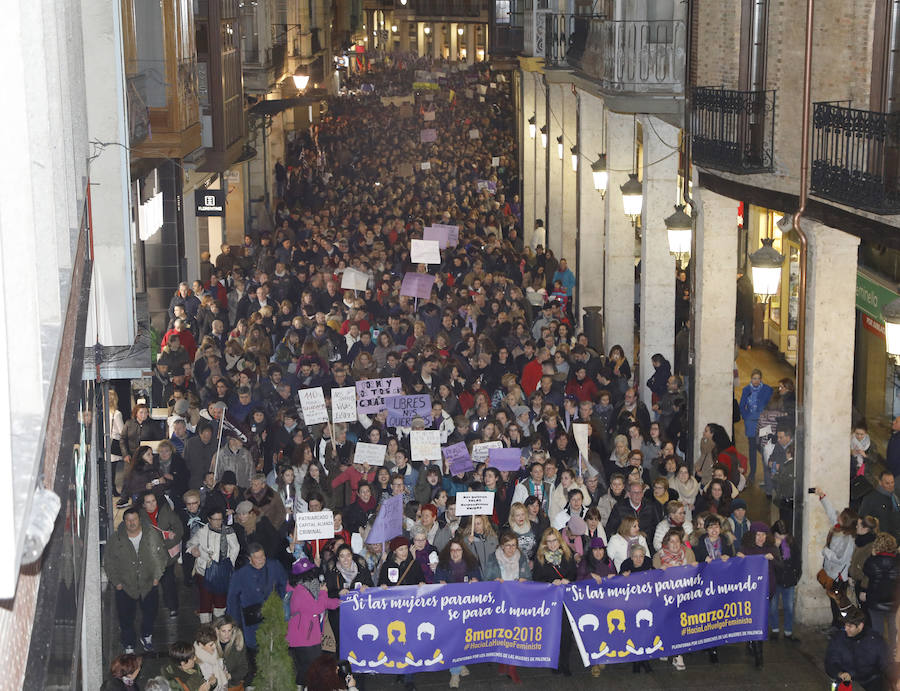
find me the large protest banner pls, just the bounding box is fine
[356,377,402,414]
[384,394,432,427]
[341,581,562,672]
[563,555,769,666]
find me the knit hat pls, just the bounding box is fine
[750,521,770,534]
[235,501,254,515]
[731,498,748,511]
[567,515,587,536]
[590,537,606,550]
[389,536,409,552]
[292,557,316,575]
[220,470,237,486]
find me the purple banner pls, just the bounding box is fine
[384,394,432,427]
[400,272,436,299]
[442,442,473,474]
[563,555,769,666]
[366,493,404,545]
[488,447,522,471]
[420,128,437,143]
[341,581,562,672]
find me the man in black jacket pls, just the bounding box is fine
[605,479,663,539]
[858,471,900,540]
[825,606,887,690]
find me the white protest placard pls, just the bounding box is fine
[455,491,495,516]
[491,156,500,167]
[572,422,590,461]
[298,387,329,425]
[410,430,442,461]
[410,239,441,265]
[423,110,435,121]
[331,387,358,423]
[341,267,369,292]
[295,509,335,541]
[471,440,503,463]
[477,84,488,95]
[354,442,387,466]
[421,161,431,171]
[468,129,481,139]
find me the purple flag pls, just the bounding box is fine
[420,128,437,143]
[400,272,436,299]
[366,493,404,544]
[431,223,459,247]
[488,447,522,471]
[443,442,474,474]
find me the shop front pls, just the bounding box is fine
[853,269,899,452]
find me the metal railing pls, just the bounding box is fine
[543,14,685,93]
[811,101,900,214]
[691,86,776,174]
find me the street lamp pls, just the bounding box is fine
[424,25,431,35]
[620,173,643,223]
[664,204,693,268]
[458,26,465,36]
[528,115,536,139]
[591,154,608,197]
[570,145,578,172]
[883,298,900,363]
[748,237,786,301]
[292,65,310,90]
[540,125,548,148]
[556,135,563,160]
[392,25,398,32]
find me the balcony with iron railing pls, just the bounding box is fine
[541,13,685,94]
[691,86,776,174]
[811,101,900,214]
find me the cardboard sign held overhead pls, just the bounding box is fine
[410,239,441,265]
[331,387,358,423]
[295,509,335,542]
[298,387,329,425]
[354,442,387,466]
[455,491,495,516]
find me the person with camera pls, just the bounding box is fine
[825,606,888,691]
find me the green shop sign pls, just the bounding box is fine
[856,271,900,322]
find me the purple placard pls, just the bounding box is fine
[400,272,436,300]
[442,442,474,474]
[420,128,438,143]
[488,447,522,471]
[431,223,459,247]
[355,377,403,414]
[423,226,449,250]
[384,394,433,428]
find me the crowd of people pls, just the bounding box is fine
[100,57,899,691]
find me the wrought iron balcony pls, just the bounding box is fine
[542,14,685,93]
[691,86,776,174]
[811,101,900,214]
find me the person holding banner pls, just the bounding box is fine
[434,538,480,688]
[324,544,373,655]
[532,528,576,676]
[607,516,651,571]
[740,522,780,668]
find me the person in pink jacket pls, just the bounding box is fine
[285,556,341,688]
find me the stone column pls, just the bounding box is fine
[417,22,426,58]
[433,23,444,60]
[638,115,678,410]
[604,110,636,365]
[522,71,536,244]
[692,183,737,459]
[795,221,859,624]
[576,90,606,329]
[449,23,459,61]
[399,20,410,53]
[483,22,489,58]
[534,74,548,247]
[547,83,564,258]
[561,83,578,263]
[466,24,476,64]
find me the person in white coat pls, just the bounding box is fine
[653,500,693,551]
[607,515,650,571]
